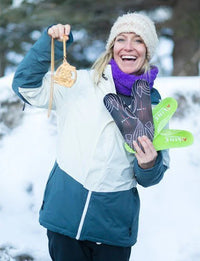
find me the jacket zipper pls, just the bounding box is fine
[76,190,92,240]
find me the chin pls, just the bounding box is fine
[122,68,138,74]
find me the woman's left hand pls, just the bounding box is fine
[133,136,158,169]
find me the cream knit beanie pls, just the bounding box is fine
[106,12,158,60]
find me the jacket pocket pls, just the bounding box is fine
[40,162,57,210]
[82,187,140,246]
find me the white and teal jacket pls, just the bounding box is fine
[12,29,169,247]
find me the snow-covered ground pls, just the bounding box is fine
[0,74,200,260]
[133,76,200,261]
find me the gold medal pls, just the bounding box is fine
[54,35,77,87]
[48,35,77,117]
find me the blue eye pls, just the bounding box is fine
[135,38,143,43]
[116,38,125,42]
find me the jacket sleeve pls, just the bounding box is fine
[133,150,168,188]
[12,27,73,108]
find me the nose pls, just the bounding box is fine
[124,40,134,51]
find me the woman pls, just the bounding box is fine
[12,12,169,261]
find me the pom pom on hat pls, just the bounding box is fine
[106,12,159,60]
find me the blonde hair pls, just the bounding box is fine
[91,41,114,84]
[92,40,150,85]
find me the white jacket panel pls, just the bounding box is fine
[19,65,137,192]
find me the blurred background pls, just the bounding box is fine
[0,0,200,77]
[0,0,200,260]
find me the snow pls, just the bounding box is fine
[0,74,200,260]
[12,0,24,8]
[12,0,39,7]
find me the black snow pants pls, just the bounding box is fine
[47,230,131,261]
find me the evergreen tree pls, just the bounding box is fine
[0,0,199,76]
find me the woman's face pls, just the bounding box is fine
[113,32,147,74]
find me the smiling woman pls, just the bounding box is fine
[113,33,147,74]
[92,12,159,85]
[12,11,169,261]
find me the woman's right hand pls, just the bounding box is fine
[48,24,71,42]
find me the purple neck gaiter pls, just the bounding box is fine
[110,59,159,96]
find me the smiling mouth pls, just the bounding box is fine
[121,55,137,61]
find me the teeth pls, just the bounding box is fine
[122,55,136,60]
